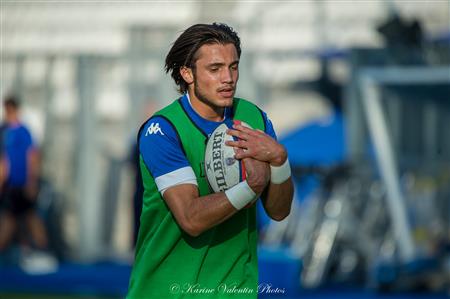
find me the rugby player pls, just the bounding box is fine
[127,23,293,298]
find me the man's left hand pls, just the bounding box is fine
[226,123,287,166]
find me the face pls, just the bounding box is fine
[183,43,239,112]
[4,105,18,123]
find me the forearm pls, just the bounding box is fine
[262,178,294,221]
[164,182,257,237]
[187,192,239,236]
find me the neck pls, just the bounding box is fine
[187,90,224,122]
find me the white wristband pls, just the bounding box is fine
[225,180,256,210]
[270,158,291,184]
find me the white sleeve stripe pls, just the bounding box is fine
[155,166,198,192]
[160,179,198,196]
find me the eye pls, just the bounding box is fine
[230,64,239,71]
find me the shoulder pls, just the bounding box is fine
[139,115,179,144]
[10,124,32,138]
[138,98,186,136]
[137,114,194,188]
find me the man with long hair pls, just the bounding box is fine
[127,23,293,298]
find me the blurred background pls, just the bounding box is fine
[0,0,449,298]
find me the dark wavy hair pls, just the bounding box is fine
[165,23,241,94]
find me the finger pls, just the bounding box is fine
[235,149,253,160]
[232,124,260,137]
[228,127,247,139]
[225,140,247,149]
[233,124,258,136]
[232,146,245,159]
[226,129,249,141]
[256,129,267,135]
[234,147,245,155]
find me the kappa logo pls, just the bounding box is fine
[145,122,164,136]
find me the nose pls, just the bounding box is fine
[221,68,233,84]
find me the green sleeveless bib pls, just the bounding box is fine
[127,98,265,299]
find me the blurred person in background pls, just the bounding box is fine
[127,23,294,298]
[0,95,49,257]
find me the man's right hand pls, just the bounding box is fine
[242,155,270,195]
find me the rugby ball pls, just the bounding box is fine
[204,121,250,192]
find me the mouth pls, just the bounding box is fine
[218,87,234,98]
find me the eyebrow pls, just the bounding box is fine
[207,60,239,68]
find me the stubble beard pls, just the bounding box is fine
[193,80,212,108]
[193,75,234,112]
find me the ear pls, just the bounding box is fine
[180,66,194,85]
